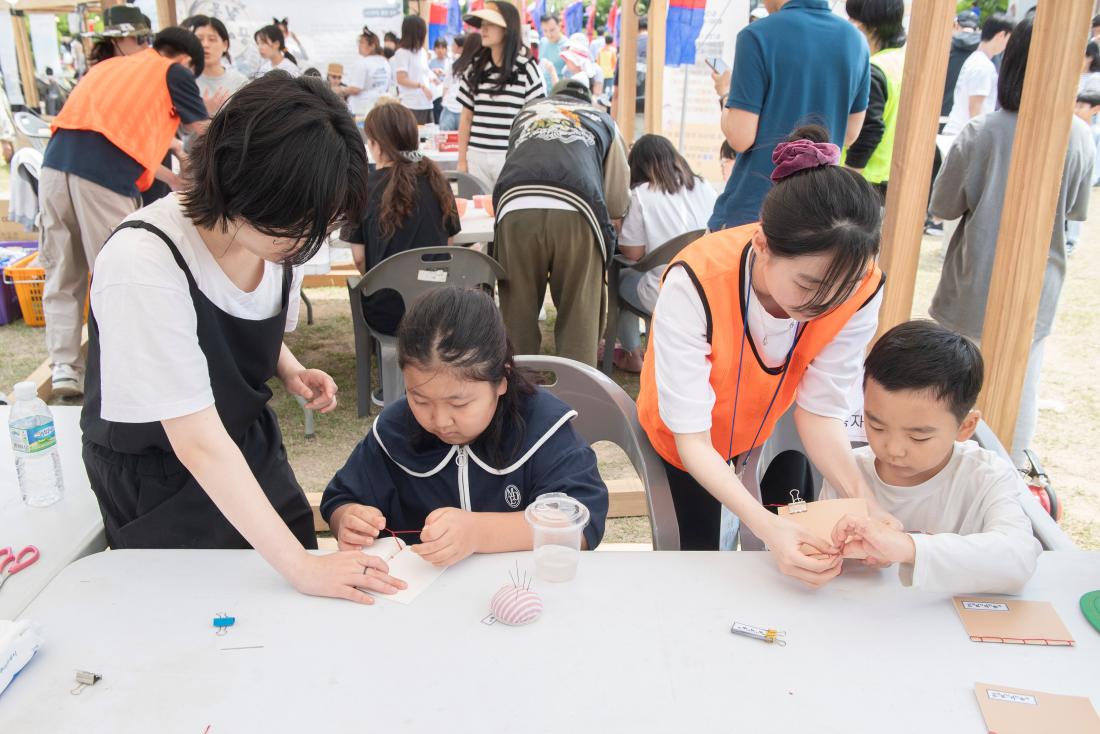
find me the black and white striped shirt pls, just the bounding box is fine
[457,55,547,152]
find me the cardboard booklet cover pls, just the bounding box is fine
[975,683,1100,733]
[953,598,1075,646]
[778,497,868,559]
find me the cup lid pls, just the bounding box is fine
[525,492,590,530]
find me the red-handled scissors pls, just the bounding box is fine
[0,546,40,593]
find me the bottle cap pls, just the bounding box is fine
[13,381,36,401]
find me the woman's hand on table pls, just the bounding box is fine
[287,551,407,604]
[331,503,386,550]
[283,367,338,413]
[756,513,843,588]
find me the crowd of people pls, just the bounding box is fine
[25,0,1087,603]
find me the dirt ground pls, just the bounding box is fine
[2,189,1098,548]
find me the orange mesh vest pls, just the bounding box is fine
[51,48,180,192]
[637,223,884,470]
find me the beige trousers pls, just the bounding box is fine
[37,168,140,371]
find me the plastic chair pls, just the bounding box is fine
[514,355,680,551]
[971,421,1074,551]
[347,246,506,417]
[737,407,1075,551]
[601,229,705,375]
[445,170,491,198]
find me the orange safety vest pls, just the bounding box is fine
[51,48,181,192]
[637,223,884,470]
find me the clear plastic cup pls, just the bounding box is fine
[525,493,590,582]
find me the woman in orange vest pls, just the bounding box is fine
[637,125,898,585]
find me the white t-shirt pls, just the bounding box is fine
[619,181,718,311]
[652,263,882,434]
[90,195,304,425]
[255,57,301,79]
[442,58,462,113]
[347,54,393,116]
[820,442,1041,595]
[942,50,997,136]
[390,47,434,110]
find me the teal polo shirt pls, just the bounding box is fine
[709,0,870,230]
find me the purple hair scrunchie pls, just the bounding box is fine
[770,139,841,182]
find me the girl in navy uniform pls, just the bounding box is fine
[81,73,407,605]
[322,287,608,566]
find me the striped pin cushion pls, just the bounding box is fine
[489,585,543,626]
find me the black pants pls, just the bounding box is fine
[662,450,816,551]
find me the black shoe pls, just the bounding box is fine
[924,221,944,236]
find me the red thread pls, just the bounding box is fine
[384,528,423,550]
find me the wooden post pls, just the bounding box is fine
[872,0,955,340]
[616,0,637,142]
[11,12,39,111]
[155,0,177,28]
[977,1,1092,447]
[644,0,665,134]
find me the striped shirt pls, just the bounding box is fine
[457,55,546,152]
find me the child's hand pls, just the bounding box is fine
[413,507,481,567]
[332,504,386,550]
[831,514,915,567]
[757,514,843,588]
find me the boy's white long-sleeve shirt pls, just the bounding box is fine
[820,441,1041,595]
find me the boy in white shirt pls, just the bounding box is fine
[941,13,1013,136]
[821,320,1041,594]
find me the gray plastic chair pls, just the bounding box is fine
[445,170,491,198]
[514,355,680,551]
[601,229,705,375]
[737,407,1074,551]
[347,247,506,417]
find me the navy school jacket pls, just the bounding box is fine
[321,389,609,549]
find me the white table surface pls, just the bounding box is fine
[3,549,1098,732]
[0,406,105,619]
[454,208,495,245]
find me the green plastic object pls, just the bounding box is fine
[1081,591,1100,634]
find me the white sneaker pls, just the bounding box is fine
[51,365,84,398]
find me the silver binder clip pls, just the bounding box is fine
[788,489,808,514]
[71,670,101,695]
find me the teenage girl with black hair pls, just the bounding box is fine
[254,24,300,78]
[80,73,401,605]
[637,124,900,582]
[457,1,546,186]
[391,16,435,124]
[322,287,608,566]
[341,27,393,116]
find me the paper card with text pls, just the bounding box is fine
[975,683,1100,733]
[953,598,1075,646]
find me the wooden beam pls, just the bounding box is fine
[872,0,955,340]
[11,12,39,111]
[644,0,665,135]
[615,0,637,143]
[155,0,177,28]
[307,478,649,532]
[977,1,1092,447]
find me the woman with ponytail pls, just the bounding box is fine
[637,124,900,579]
[344,102,460,336]
[253,24,300,77]
[322,286,608,565]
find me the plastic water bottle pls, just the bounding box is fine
[8,381,63,507]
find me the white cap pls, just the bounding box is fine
[14,381,36,401]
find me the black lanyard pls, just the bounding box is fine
[727,254,804,480]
